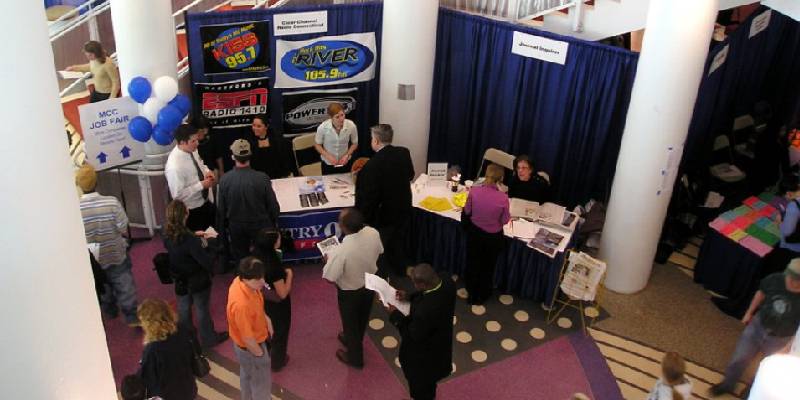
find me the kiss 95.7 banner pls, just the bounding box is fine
[275,32,376,88]
[200,21,270,75]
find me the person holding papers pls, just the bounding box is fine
[322,208,384,368]
[507,155,552,202]
[388,264,456,400]
[463,163,511,305]
[65,41,120,103]
[314,102,358,175]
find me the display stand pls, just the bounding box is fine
[546,250,607,334]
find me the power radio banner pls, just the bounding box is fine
[282,87,358,135]
[195,77,269,128]
[275,32,377,88]
[200,21,270,75]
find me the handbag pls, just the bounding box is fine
[190,340,211,378]
[152,252,173,284]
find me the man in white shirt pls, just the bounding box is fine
[165,124,217,231]
[322,208,383,368]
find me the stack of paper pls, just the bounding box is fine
[364,273,410,315]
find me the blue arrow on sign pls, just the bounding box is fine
[97,152,108,164]
[120,146,131,159]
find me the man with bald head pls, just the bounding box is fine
[389,263,456,400]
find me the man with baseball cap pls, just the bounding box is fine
[217,139,281,264]
[710,259,800,396]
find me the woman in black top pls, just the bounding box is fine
[164,200,227,348]
[249,115,296,179]
[138,298,198,399]
[507,154,552,202]
[252,228,294,371]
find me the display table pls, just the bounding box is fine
[408,183,571,303]
[273,174,353,261]
[694,229,763,318]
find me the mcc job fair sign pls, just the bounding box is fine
[79,97,145,170]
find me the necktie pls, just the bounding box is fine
[189,152,208,200]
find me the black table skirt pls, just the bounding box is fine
[694,229,763,318]
[407,208,566,303]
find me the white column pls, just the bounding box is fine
[0,3,116,399]
[599,0,718,293]
[111,0,178,164]
[379,0,439,175]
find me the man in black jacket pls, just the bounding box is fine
[389,263,456,400]
[355,124,415,278]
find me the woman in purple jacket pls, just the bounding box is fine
[463,163,510,305]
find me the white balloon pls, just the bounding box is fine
[142,97,166,125]
[153,76,179,103]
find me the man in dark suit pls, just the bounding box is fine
[389,263,456,400]
[355,124,415,278]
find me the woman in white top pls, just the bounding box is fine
[647,352,693,400]
[66,41,120,103]
[314,103,358,175]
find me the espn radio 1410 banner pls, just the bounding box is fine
[195,77,269,128]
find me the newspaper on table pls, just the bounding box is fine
[525,221,571,258]
[560,251,606,301]
[510,199,567,227]
[315,236,340,257]
[364,273,410,316]
[511,219,536,238]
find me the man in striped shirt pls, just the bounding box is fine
[76,164,139,327]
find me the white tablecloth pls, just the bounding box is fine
[272,174,355,213]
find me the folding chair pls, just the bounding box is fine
[292,133,322,176]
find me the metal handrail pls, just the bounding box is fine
[48,0,104,26]
[50,1,111,42]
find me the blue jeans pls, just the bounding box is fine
[233,342,271,400]
[719,315,792,390]
[99,256,138,323]
[177,287,216,346]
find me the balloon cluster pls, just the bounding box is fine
[126,76,191,145]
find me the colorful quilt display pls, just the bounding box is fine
[708,193,782,257]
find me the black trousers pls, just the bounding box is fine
[265,296,291,368]
[89,91,111,103]
[228,220,272,264]
[377,219,410,279]
[186,201,216,231]
[465,226,504,305]
[321,160,352,175]
[337,287,373,365]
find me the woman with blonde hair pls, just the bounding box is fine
[138,298,198,399]
[647,352,692,400]
[463,163,510,305]
[66,40,120,103]
[164,200,227,348]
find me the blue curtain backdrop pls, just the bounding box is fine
[184,2,383,158]
[683,7,800,172]
[428,9,639,207]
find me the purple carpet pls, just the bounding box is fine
[104,237,622,399]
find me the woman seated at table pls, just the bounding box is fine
[314,103,358,175]
[249,114,295,179]
[763,175,800,274]
[463,163,510,305]
[507,155,551,202]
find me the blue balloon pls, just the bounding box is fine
[128,77,152,104]
[127,116,152,142]
[157,104,183,131]
[168,94,191,116]
[152,125,174,145]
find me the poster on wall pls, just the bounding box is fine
[200,21,270,75]
[275,32,377,88]
[79,97,145,170]
[282,87,358,135]
[195,77,269,128]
